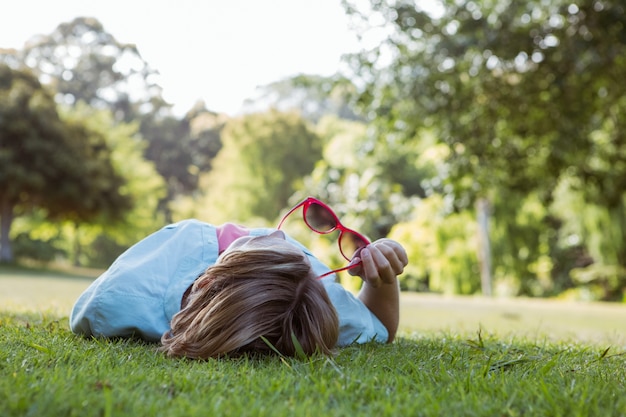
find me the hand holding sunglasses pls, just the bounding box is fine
[278,196,408,343]
[346,239,408,288]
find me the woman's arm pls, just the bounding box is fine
[349,239,408,342]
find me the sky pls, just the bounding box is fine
[1,0,362,116]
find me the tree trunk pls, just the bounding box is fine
[476,198,492,296]
[0,198,14,263]
[73,221,82,267]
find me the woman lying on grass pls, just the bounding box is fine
[70,197,408,359]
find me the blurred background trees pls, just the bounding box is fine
[1,0,625,301]
[341,0,626,300]
[0,64,132,263]
[190,109,323,223]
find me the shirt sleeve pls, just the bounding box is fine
[69,220,218,341]
[322,280,389,346]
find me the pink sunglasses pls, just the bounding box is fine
[277,197,370,278]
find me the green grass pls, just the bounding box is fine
[2,313,625,417]
[2,266,626,416]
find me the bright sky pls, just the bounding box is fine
[1,0,361,116]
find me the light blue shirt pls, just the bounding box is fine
[70,219,387,346]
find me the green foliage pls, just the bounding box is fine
[10,105,166,267]
[299,116,424,240]
[342,0,626,297]
[488,191,556,296]
[0,64,131,263]
[0,64,73,210]
[141,105,225,221]
[53,104,133,223]
[4,4,626,298]
[2,17,217,223]
[243,74,363,123]
[389,195,479,293]
[11,233,65,263]
[13,16,164,122]
[61,106,165,266]
[1,312,625,417]
[190,110,322,224]
[552,175,626,301]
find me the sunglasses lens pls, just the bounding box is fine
[305,202,337,232]
[339,232,369,260]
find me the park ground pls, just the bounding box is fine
[1,265,625,347]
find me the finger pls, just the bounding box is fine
[391,241,409,268]
[370,242,406,277]
[359,248,382,287]
[387,245,407,275]
[374,240,408,274]
[367,244,396,284]
[375,239,409,268]
[347,256,362,276]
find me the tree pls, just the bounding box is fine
[11,105,167,267]
[0,64,131,262]
[242,74,363,123]
[62,105,166,266]
[298,115,426,239]
[389,194,480,293]
[141,102,225,221]
[1,17,223,220]
[10,17,164,122]
[342,0,626,295]
[188,110,322,224]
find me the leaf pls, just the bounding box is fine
[290,332,308,360]
[465,328,485,350]
[259,336,283,357]
[27,342,50,354]
[488,357,530,372]
[599,347,611,360]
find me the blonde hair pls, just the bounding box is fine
[160,247,339,359]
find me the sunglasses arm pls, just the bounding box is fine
[277,201,307,229]
[317,261,362,279]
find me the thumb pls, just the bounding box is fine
[347,256,362,276]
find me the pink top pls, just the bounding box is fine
[216,223,251,254]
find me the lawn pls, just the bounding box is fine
[2,266,625,346]
[1,266,626,416]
